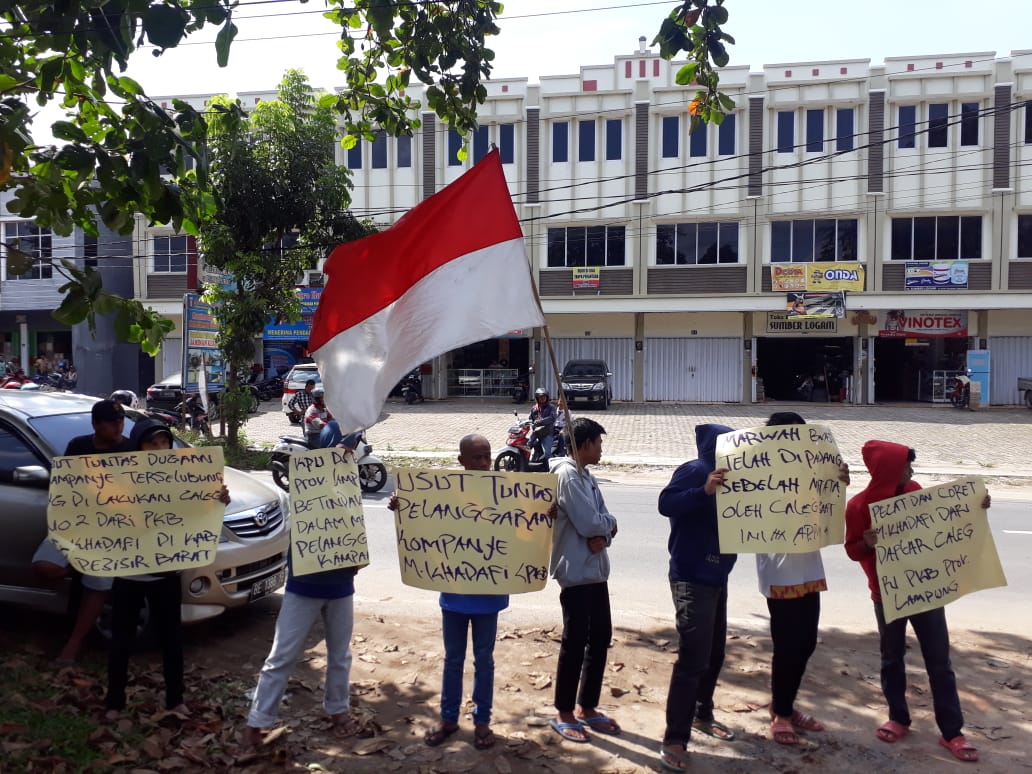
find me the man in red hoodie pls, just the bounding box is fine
[845,440,987,764]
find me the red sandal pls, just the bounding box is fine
[939,735,978,762]
[876,720,910,744]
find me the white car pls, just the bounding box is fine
[280,362,321,421]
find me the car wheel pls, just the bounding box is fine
[359,463,388,493]
[494,450,524,472]
[598,394,609,410]
[271,459,290,491]
[94,595,155,647]
[248,392,260,413]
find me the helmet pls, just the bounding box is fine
[109,390,140,409]
[312,387,326,400]
[534,387,549,399]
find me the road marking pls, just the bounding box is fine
[1002,530,1032,535]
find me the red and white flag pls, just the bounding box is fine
[309,150,545,432]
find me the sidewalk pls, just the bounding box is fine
[244,398,1032,481]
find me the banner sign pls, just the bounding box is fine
[879,310,968,337]
[46,448,226,576]
[869,477,1006,623]
[772,263,865,292]
[264,287,323,342]
[392,468,557,594]
[766,311,839,335]
[289,448,369,575]
[904,261,969,290]
[714,425,846,554]
[183,293,225,393]
[786,291,846,319]
[572,267,601,290]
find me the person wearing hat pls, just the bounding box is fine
[33,399,134,663]
[303,387,333,448]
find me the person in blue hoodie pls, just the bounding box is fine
[657,423,737,772]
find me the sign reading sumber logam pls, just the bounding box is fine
[392,468,557,594]
[766,311,839,335]
[289,448,369,575]
[47,447,226,576]
[714,425,846,553]
[869,476,1006,623]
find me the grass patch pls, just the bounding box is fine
[181,430,272,470]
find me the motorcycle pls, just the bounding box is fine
[155,393,213,437]
[254,375,284,402]
[511,373,529,403]
[493,411,551,473]
[950,374,971,408]
[400,371,424,405]
[270,433,388,493]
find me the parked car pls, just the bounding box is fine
[0,391,290,640]
[280,362,322,418]
[145,371,186,411]
[559,359,613,409]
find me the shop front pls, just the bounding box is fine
[444,334,530,398]
[755,312,856,403]
[873,310,969,403]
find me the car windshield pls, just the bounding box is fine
[28,411,186,458]
[288,368,321,384]
[565,364,605,377]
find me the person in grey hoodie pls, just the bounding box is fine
[657,423,738,772]
[548,417,621,743]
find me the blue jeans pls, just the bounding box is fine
[874,602,963,739]
[663,580,727,747]
[441,610,498,725]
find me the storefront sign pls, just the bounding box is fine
[183,293,224,393]
[879,310,968,338]
[572,267,601,289]
[904,260,969,290]
[766,312,839,334]
[786,292,846,319]
[263,287,323,342]
[772,263,865,292]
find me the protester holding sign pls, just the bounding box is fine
[758,412,848,746]
[548,418,620,743]
[845,440,987,763]
[104,418,231,721]
[657,424,737,772]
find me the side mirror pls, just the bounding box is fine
[558,373,563,380]
[606,372,613,377]
[14,465,50,487]
[528,365,535,374]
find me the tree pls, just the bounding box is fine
[201,70,376,448]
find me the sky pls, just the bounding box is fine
[120,0,1032,98]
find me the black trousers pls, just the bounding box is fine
[554,582,612,713]
[767,593,821,717]
[105,575,184,711]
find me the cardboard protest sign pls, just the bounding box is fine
[869,476,1006,623]
[392,468,557,594]
[715,424,846,553]
[47,447,226,576]
[289,448,369,575]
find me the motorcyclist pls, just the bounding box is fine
[303,387,333,448]
[287,379,317,424]
[529,387,557,462]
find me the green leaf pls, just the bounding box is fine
[144,5,188,49]
[675,63,698,86]
[215,20,238,67]
[50,121,90,143]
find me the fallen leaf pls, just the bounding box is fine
[610,687,628,698]
[262,726,290,745]
[533,675,552,690]
[495,756,513,773]
[610,662,625,672]
[353,737,394,756]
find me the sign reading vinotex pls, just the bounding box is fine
[766,311,839,335]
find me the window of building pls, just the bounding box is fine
[776,111,794,153]
[836,108,854,152]
[4,221,53,280]
[662,115,679,158]
[499,123,515,164]
[689,123,707,157]
[1025,101,1032,145]
[656,221,739,265]
[770,218,858,263]
[152,234,191,273]
[1019,214,1032,257]
[552,122,569,163]
[890,215,982,260]
[84,234,98,269]
[371,130,387,169]
[346,140,362,169]
[578,120,595,162]
[718,113,736,155]
[805,109,824,152]
[448,129,462,166]
[397,134,412,168]
[960,102,979,146]
[898,105,916,149]
[605,119,622,160]
[472,126,489,164]
[928,103,949,148]
[546,226,626,267]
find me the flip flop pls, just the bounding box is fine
[939,734,979,762]
[770,717,800,746]
[424,723,459,746]
[789,710,824,732]
[876,720,910,744]
[549,718,590,743]
[692,718,736,741]
[659,745,690,772]
[579,713,621,735]
[473,726,497,750]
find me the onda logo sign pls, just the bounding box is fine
[813,268,860,281]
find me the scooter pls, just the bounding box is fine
[400,371,424,405]
[270,433,388,493]
[950,374,971,408]
[493,412,551,472]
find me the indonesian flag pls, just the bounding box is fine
[309,150,545,433]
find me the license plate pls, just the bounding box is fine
[160,390,176,398]
[249,568,285,601]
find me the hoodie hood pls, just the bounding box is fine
[130,417,174,450]
[861,440,911,501]
[695,424,734,468]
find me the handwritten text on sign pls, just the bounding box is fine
[870,477,1006,623]
[289,448,369,575]
[393,468,557,594]
[715,425,846,553]
[47,448,226,576]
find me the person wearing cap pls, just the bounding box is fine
[33,399,134,663]
[303,388,333,448]
[104,417,230,721]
